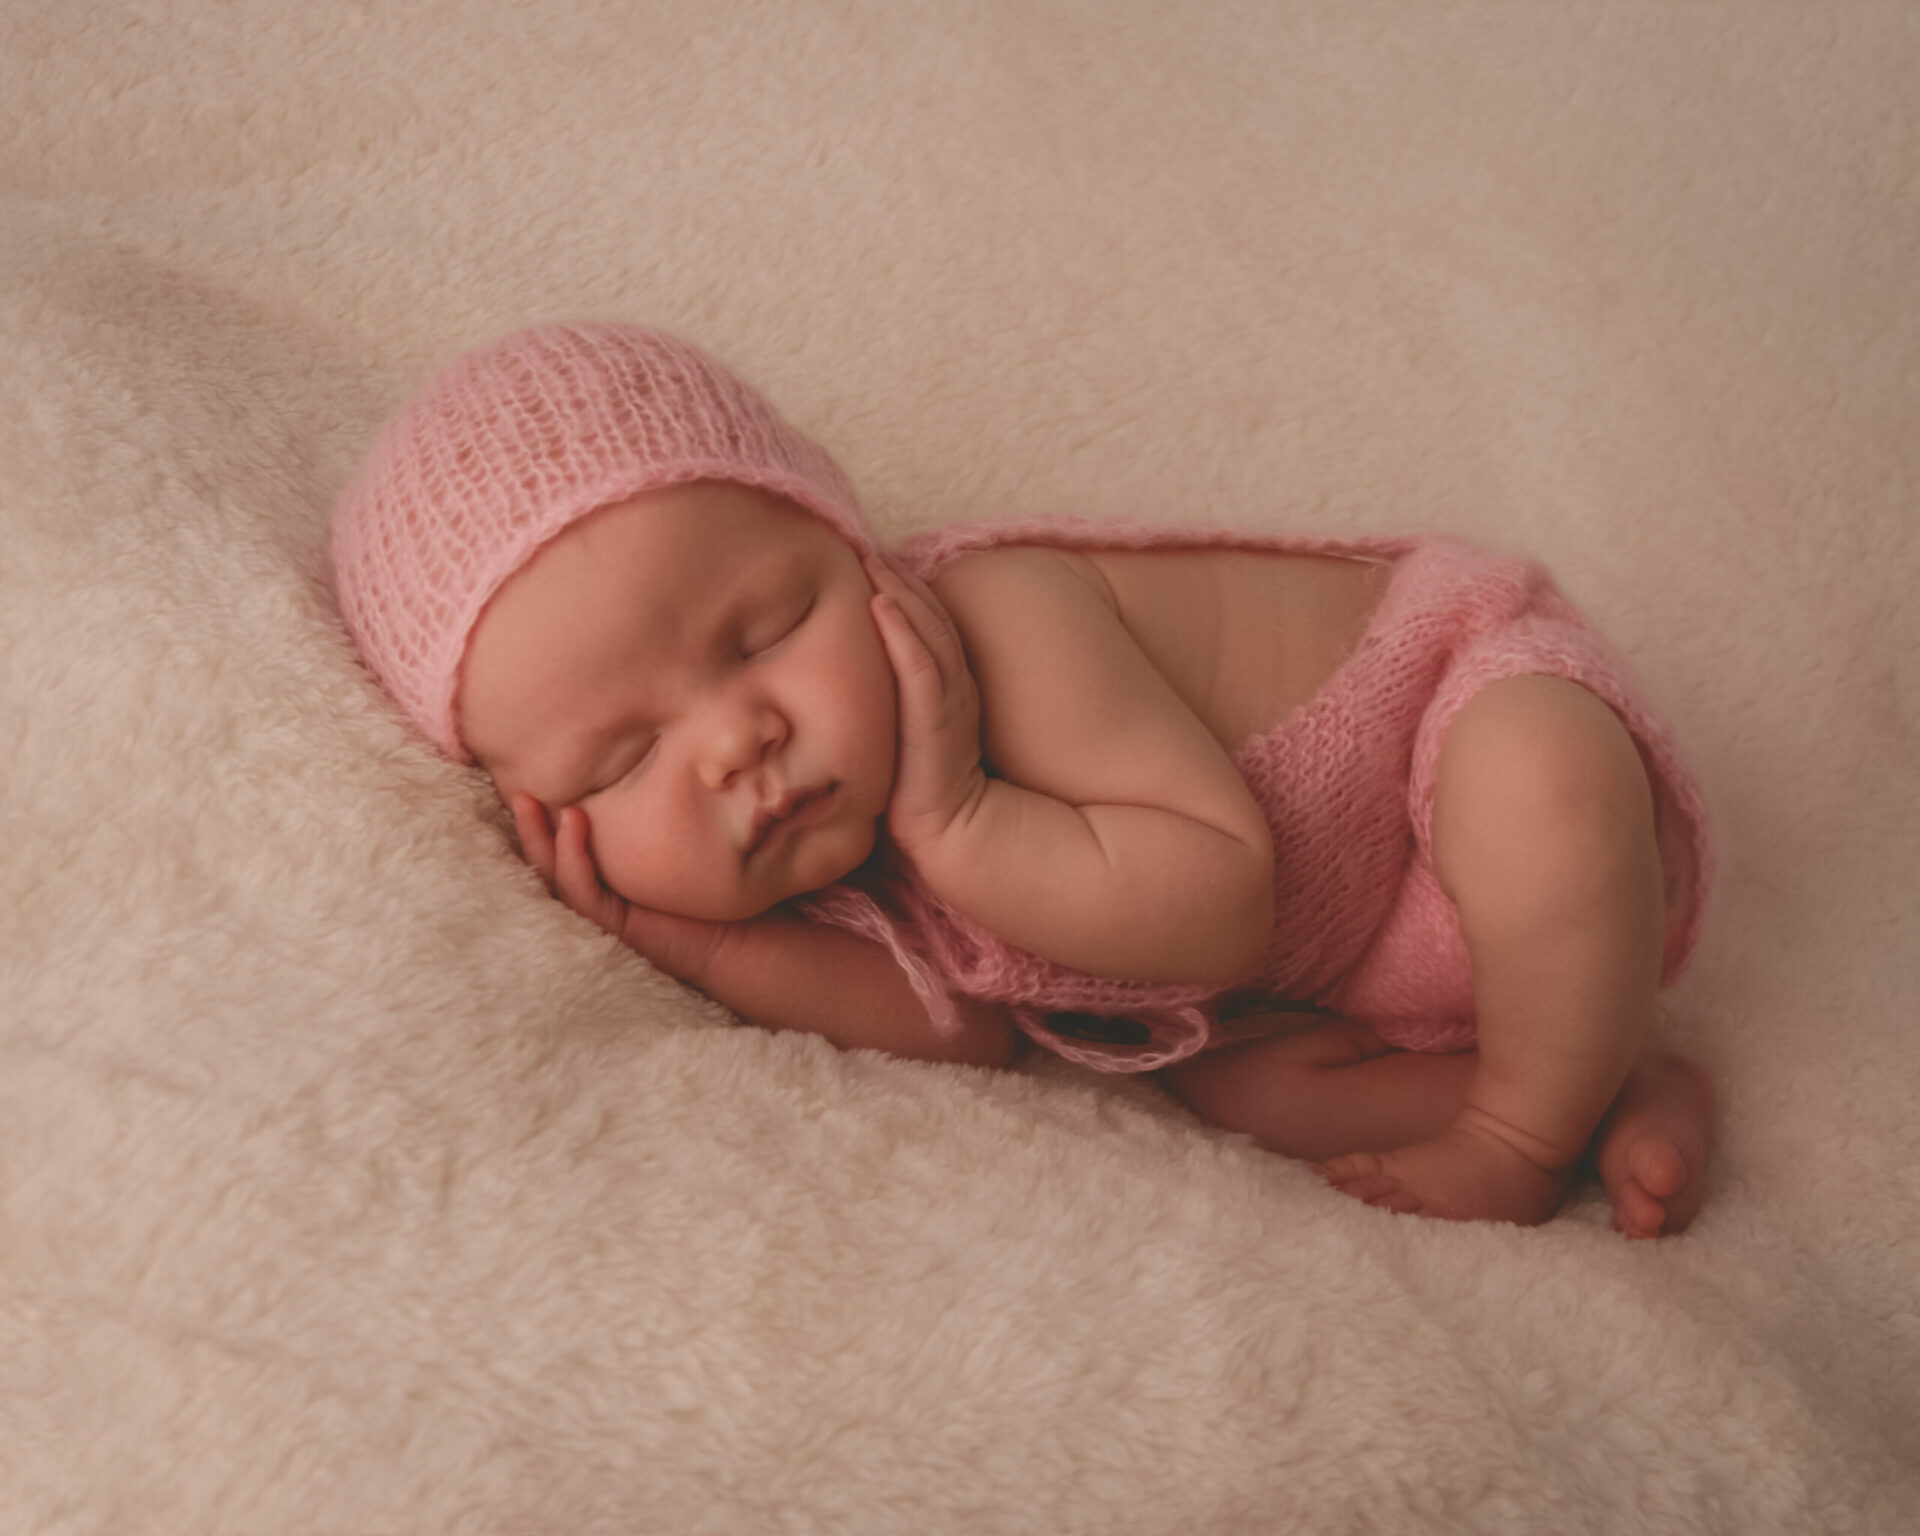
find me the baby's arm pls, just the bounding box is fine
[866,551,1274,987]
[516,798,1016,1068]
[666,908,1019,1066]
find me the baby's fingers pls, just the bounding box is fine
[514,796,626,939]
[552,807,626,936]
[512,793,560,887]
[864,553,965,673]
[552,806,601,904]
[870,587,944,695]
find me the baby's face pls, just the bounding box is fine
[458,483,897,921]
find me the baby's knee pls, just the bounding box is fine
[1432,675,1662,929]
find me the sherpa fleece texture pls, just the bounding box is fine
[1,3,1915,1532]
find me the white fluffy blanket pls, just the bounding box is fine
[4,3,1916,1531]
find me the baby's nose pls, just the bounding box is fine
[699,696,785,784]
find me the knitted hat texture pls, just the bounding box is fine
[331,321,869,760]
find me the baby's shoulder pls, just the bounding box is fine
[930,542,1118,610]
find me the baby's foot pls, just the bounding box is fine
[1591,1052,1716,1239]
[1314,1118,1575,1228]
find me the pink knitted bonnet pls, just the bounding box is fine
[331,321,870,760]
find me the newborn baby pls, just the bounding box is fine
[333,322,1717,1237]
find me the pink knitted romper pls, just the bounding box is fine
[799,514,1717,1073]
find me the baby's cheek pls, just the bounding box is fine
[578,812,653,897]
[595,813,735,917]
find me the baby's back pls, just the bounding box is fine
[1049,544,1394,754]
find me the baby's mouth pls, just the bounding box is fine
[748,784,835,855]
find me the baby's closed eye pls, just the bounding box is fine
[580,735,658,798]
[743,597,813,657]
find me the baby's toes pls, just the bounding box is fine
[1629,1134,1709,1235]
[1611,1177,1667,1240]
[1628,1136,1688,1201]
[1312,1151,1376,1186]
[1314,1153,1420,1212]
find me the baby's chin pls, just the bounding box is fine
[763,815,882,909]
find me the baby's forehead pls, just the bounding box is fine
[547,487,838,614]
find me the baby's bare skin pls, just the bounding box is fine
[1046,544,1394,756]
[1592,1052,1716,1238]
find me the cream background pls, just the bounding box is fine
[2,2,1915,1531]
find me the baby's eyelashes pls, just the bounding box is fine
[590,738,657,793]
[743,597,814,657]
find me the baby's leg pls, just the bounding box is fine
[1319,674,1668,1226]
[1169,1028,1715,1235]
[1161,1016,1477,1164]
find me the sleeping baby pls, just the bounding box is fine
[332,322,1718,1237]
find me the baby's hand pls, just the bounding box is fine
[510,794,741,988]
[864,552,988,859]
